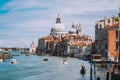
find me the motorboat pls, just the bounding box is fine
[11,59,17,64]
[43,58,48,61]
[62,60,68,64]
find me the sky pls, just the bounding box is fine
[0,0,120,48]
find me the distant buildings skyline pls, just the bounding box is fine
[0,0,120,47]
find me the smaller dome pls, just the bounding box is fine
[69,28,76,33]
[69,28,77,35]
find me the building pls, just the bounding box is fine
[38,36,54,55]
[29,41,37,54]
[0,48,5,51]
[95,9,120,62]
[38,14,93,57]
[57,34,93,57]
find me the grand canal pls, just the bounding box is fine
[0,54,107,80]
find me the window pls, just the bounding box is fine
[99,43,101,49]
[105,42,108,49]
[99,25,102,29]
[116,30,119,38]
[116,42,119,50]
[108,20,110,23]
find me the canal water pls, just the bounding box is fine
[0,55,107,80]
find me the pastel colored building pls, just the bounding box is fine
[95,9,120,62]
[29,41,37,54]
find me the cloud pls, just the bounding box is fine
[0,37,36,48]
[0,0,120,47]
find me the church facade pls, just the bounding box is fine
[37,14,93,57]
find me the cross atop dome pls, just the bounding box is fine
[58,14,60,17]
[56,14,61,23]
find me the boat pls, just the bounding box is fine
[0,59,3,63]
[91,54,101,63]
[62,60,68,64]
[43,58,48,61]
[11,59,17,64]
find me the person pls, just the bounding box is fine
[80,64,86,75]
[81,65,84,70]
[82,64,86,70]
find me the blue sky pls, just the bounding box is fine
[0,0,120,48]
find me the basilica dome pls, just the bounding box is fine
[50,14,67,36]
[53,23,65,32]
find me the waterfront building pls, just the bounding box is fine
[0,48,2,51]
[8,48,12,51]
[95,9,120,62]
[58,35,92,57]
[38,36,54,55]
[0,48,5,51]
[29,41,37,54]
[38,14,93,57]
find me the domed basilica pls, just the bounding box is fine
[38,14,93,56]
[50,14,81,37]
[50,14,67,36]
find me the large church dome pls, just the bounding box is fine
[50,14,67,36]
[53,23,65,32]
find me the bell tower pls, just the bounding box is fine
[56,14,61,23]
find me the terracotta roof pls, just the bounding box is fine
[110,23,119,28]
[44,36,53,40]
[99,20,105,22]
[39,36,53,42]
[71,42,86,46]
[57,38,61,42]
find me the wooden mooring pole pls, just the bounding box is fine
[90,63,92,80]
[106,72,109,80]
[97,77,100,80]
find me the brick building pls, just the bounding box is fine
[95,9,120,62]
